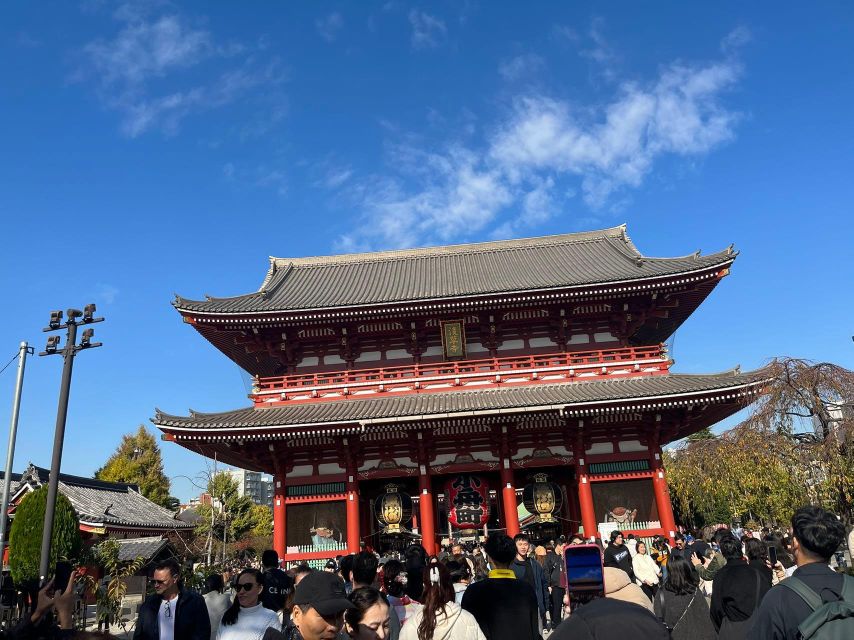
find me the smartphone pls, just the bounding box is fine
[767,546,778,566]
[564,544,605,597]
[54,561,73,593]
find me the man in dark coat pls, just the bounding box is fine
[603,531,635,583]
[750,505,849,640]
[709,534,771,636]
[552,597,670,640]
[462,533,540,640]
[134,559,210,640]
[261,549,295,615]
[510,532,549,628]
[545,543,565,630]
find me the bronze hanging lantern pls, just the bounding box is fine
[522,473,563,524]
[374,483,413,534]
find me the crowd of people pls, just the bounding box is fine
[1,505,849,640]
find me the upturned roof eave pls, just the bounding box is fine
[153,368,770,436]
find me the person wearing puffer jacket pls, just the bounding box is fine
[603,567,654,613]
[400,561,485,640]
[632,542,661,601]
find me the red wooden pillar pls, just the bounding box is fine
[501,461,520,538]
[577,473,598,540]
[273,474,286,560]
[652,451,677,543]
[346,476,360,554]
[418,470,436,555]
[573,426,598,540]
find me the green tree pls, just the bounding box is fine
[9,486,82,584]
[95,425,173,508]
[88,539,144,633]
[665,358,854,528]
[195,472,256,556]
[249,504,273,537]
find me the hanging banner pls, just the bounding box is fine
[446,474,489,529]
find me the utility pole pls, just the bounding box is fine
[0,342,34,556]
[38,305,103,581]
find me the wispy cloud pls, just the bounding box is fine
[337,36,743,250]
[580,18,619,81]
[721,25,751,54]
[408,10,447,49]
[499,54,545,82]
[95,283,120,304]
[316,12,344,43]
[76,9,285,137]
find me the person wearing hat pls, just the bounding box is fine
[264,570,353,640]
[324,560,338,573]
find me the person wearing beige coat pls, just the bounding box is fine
[603,567,655,613]
[632,542,662,601]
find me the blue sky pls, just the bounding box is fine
[1,2,852,502]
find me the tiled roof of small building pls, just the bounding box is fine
[174,225,736,314]
[7,465,193,530]
[154,368,767,432]
[112,536,170,562]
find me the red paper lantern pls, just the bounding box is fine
[446,474,490,529]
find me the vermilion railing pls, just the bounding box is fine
[253,344,668,400]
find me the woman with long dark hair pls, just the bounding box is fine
[399,561,484,640]
[653,555,715,640]
[217,569,281,640]
[382,560,421,626]
[744,538,773,586]
[345,587,391,640]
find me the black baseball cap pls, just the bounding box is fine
[293,571,353,616]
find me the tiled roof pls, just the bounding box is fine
[8,465,193,530]
[154,368,767,432]
[174,225,736,314]
[112,536,170,562]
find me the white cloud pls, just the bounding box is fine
[83,15,211,87]
[316,12,344,43]
[77,11,285,137]
[339,46,742,249]
[408,10,447,49]
[489,60,740,206]
[721,26,751,54]
[580,18,619,81]
[95,283,119,304]
[499,54,545,81]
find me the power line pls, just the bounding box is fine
[0,352,20,377]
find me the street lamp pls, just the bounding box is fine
[38,303,104,581]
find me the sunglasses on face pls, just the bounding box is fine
[152,579,171,586]
[236,582,258,592]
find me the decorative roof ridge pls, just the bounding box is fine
[267,225,629,270]
[112,535,167,544]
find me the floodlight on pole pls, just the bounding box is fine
[38,303,104,582]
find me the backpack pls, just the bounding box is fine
[780,574,854,640]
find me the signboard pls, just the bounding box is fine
[440,320,466,359]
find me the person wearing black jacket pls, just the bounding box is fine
[461,533,540,640]
[261,549,294,615]
[134,559,210,640]
[551,597,669,640]
[709,534,770,639]
[750,506,849,640]
[603,531,635,584]
[510,533,549,629]
[545,543,565,630]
